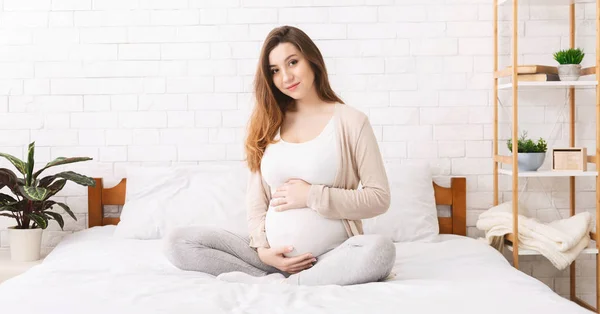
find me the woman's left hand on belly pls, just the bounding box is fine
[270,178,311,212]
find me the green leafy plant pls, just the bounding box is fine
[553,48,585,65]
[507,131,547,153]
[0,142,96,230]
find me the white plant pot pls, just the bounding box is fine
[557,64,582,81]
[517,152,546,172]
[8,226,43,262]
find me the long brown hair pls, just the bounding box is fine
[244,25,344,173]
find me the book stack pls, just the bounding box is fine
[506,65,560,82]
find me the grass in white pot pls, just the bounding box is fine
[507,131,548,172]
[553,48,585,81]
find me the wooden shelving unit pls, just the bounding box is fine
[493,0,600,312]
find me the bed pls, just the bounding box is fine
[0,175,593,314]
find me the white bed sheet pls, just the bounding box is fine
[0,226,592,314]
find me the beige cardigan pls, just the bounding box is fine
[246,104,391,249]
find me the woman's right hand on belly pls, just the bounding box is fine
[257,246,316,274]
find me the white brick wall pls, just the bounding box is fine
[0,0,597,301]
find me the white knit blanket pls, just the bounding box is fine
[476,201,593,270]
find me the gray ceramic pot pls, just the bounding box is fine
[517,152,546,171]
[558,64,581,81]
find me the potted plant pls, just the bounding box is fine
[507,131,548,171]
[0,142,96,262]
[553,48,585,81]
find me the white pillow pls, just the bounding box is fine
[113,163,249,240]
[362,162,439,242]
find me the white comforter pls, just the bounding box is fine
[0,226,592,314]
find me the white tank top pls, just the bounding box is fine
[260,114,348,257]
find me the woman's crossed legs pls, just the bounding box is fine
[163,226,396,286]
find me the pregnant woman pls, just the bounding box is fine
[164,26,395,286]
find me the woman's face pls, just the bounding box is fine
[268,42,315,100]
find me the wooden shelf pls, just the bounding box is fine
[498,80,598,90]
[498,168,598,177]
[498,0,594,5]
[496,154,598,164]
[495,66,596,78]
[505,243,599,255]
[504,233,599,255]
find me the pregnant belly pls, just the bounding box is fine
[265,206,348,258]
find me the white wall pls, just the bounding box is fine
[0,0,597,302]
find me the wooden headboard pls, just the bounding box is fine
[88,177,467,236]
[433,177,466,236]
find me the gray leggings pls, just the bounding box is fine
[163,226,396,286]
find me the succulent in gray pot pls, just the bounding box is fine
[0,142,96,261]
[507,131,548,172]
[553,48,585,81]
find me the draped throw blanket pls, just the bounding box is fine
[476,201,593,270]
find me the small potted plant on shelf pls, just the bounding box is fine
[553,48,585,81]
[0,142,96,262]
[507,131,548,172]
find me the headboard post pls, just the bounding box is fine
[88,178,127,228]
[88,178,104,228]
[451,177,467,236]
